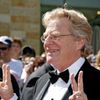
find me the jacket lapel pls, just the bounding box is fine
[62,85,72,100]
[35,80,50,100]
[33,73,51,100]
[62,59,90,100]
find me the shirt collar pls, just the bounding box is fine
[68,57,85,77]
[51,57,85,76]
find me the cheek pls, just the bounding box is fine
[0,52,6,56]
[11,47,15,51]
[62,42,77,54]
[15,48,20,51]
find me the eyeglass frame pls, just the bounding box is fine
[40,33,73,43]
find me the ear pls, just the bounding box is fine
[76,38,85,50]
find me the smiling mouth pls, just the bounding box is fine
[46,49,59,56]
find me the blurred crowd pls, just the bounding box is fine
[85,46,100,70]
[0,36,46,89]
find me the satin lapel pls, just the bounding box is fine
[62,85,72,100]
[35,80,50,100]
[34,73,51,100]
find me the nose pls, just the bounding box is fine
[43,38,54,50]
[44,35,54,44]
[44,38,52,46]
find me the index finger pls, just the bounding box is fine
[2,64,11,83]
[78,71,84,92]
[70,73,78,93]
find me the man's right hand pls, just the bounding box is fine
[69,71,88,100]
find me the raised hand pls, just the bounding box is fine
[0,64,14,100]
[69,71,88,100]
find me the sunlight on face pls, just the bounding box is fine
[43,18,79,69]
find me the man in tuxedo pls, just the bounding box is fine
[0,7,100,100]
[21,7,100,100]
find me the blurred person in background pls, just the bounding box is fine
[21,46,36,84]
[41,52,46,64]
[10,37,23,60]
[84,45,94,58]
[21,56,35,84]
[0,36,20,99]
[0,36,23,87]
[21,47,46,85]
[85,45,96,67]
[87,54,96,67]
[20,46,36,59]
[0,65,20,100]
[21,55,45,84]
[10,37,24,88]
[95,49,100,70]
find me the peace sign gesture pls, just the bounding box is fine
[69,71,88,100]
[0,64,14,100]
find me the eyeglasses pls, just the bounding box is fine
[0,47,8,51]
[41,34,72,43]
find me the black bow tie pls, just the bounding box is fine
[49,69,69,84]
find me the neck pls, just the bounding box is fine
[3,58,11,63]
[55,56,81,72]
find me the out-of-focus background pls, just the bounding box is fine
[0,0,100,55]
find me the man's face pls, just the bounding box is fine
[0,43,9,60]
[42,18,83,70]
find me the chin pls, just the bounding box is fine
[46,59,52,64]
[47,58,57,66]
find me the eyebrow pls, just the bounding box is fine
[44,31,61,36]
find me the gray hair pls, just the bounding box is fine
[42,8,93,57]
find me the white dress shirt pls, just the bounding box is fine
[43,57,85,100]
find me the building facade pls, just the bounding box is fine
[0,0,40,54]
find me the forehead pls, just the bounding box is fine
[45,18,71,34]
[12,42,20,46]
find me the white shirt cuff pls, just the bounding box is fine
[10,93,18,100]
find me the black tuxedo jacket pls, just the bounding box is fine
[21,63,54,100]
[21,60,100,100]
[0,68,20,100]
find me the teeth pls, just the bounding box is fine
[46,47,58,53]
[47,50,58,55]
[47,50,56,53]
